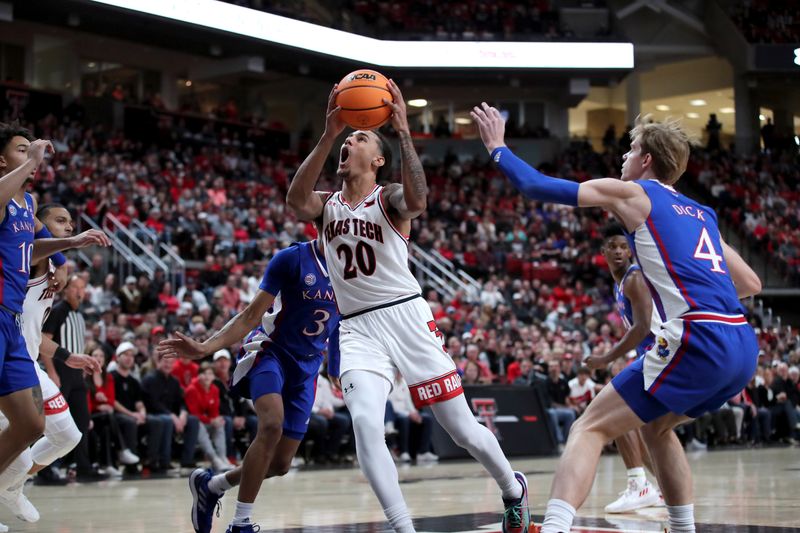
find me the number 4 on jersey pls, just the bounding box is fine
[693,227,726,273]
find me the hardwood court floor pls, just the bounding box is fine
[5,447,799,532]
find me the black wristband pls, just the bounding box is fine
[54,346,71,361]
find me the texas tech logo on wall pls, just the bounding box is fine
[470,398,520,441]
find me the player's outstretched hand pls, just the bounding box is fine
[324,84,346,138]
[470,102,507,154]
[382,79,409,134]
[66,353,102,374]
[27,139,54,167]
[72,229,111,249]
[157,331,206,360]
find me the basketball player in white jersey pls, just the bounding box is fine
[286,82,530,533]
[0,204,100,526]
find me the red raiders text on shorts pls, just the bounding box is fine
[410,370,463,408]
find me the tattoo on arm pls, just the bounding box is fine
[32,385,43,415]
[398,131,427,201]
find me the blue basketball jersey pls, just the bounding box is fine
[253,241,339,362]
[615,263,655,357]
[0,193,36,313]
[625,180,743,322]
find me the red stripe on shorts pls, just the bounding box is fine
[43,392,69,416]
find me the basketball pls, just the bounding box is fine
[335,69,393,130]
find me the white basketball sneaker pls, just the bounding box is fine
[0,521,8,532]
[605,478,660,513]
[0,481,40,522]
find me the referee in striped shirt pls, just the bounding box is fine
[43,274,105,481]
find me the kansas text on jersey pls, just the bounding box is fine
[0,193,36,313]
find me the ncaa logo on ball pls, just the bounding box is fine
[350,73,376,81]
[304,273,316,286]
[8,205,16,216]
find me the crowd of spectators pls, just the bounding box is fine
[730,0,799,44]
[9,103,798,483]
[222,0,616,41]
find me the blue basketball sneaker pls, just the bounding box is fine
[501,471,530,533]
[226,520,261,533]
[190,468,222,533]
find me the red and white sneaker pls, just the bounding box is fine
[604,479,660,513]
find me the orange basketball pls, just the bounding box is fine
[335,69,393,130]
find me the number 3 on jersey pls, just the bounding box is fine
[303,309,331,336]
[693,227,726,273]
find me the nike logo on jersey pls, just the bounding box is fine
[364,200,376,207]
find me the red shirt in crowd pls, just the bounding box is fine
[172,358,199,389]
[88,374,116,414]
[184,378,220,424]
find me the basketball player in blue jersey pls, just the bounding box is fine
[585,224,661,513]
[0,124,109,480]
[473,105,761,533]
[157,231,340,533]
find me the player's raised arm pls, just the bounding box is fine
[721,239,762,298]
[471,103,649,227]
[381,79,427,219]
[0,139,51,224]
[158,289,275,360]
[287,85,346,220]
[31,229,111,264]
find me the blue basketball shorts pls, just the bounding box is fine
[613,311,758,423]
[0,310,39,397]
[231,328,321,440]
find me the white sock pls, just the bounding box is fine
[541,498,576,533]
[667,503,695,532]
[627,466,647,487]
[209,473,233,495]
[385,502,416,533]
[232,501,254,525]
[0,448,33,491]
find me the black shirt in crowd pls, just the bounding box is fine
[546,376,571,406]
[141,370,186,415]
[112,370,144,412]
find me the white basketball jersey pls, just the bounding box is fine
[22,263,56,362]
[322,185,421,316]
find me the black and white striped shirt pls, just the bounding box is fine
[43,300,86,357]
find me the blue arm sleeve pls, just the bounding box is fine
[34,226,67,267]
[326,324,341,378]
[259,247,298,296]
[491,146,579,206]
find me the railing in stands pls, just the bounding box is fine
[104,214,166,283]
[409,243,481,302]
[129,219,186,288]
[78,213,154,279]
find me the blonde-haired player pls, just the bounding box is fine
[473,105,761,533]
[287,83,529,533]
